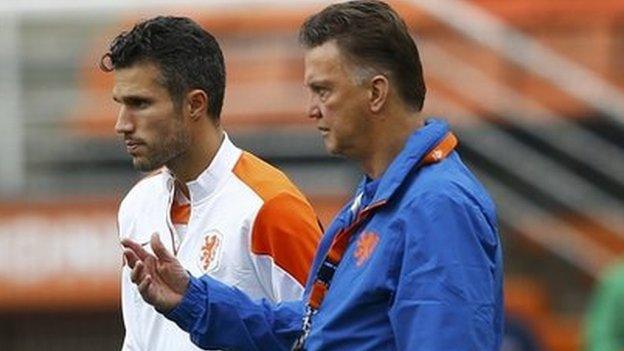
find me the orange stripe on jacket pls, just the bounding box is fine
[170,202,191,225]
[233,152,321,285]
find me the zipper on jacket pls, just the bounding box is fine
[165,179,180,255]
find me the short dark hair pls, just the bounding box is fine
[101,16,226,119]
[299,0,426,111]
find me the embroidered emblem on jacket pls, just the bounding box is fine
[199,231,223,273]
[354,232,379,266]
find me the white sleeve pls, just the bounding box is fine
[247,193,321,302]
[121,266,144,351]
[252,254,305,302]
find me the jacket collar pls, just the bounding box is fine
[367,118,451,206]
[162,133,242,203]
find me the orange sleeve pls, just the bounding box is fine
[250,191,322,286]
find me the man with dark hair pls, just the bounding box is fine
[122,2,504,350]
[103,16,322,351]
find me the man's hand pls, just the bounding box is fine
[121,233,190,313]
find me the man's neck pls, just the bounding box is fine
[168,127,224,198]
[361,116,423,179]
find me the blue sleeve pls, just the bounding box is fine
[388,192,503,351]
[165,275,304,351]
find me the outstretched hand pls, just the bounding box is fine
[121,233,190,313]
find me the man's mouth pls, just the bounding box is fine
[125,140,145,155]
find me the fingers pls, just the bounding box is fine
[121,237,151,261]
[137,274,179,314]
[130,262,156,307]
[123,248,140,269]
[137,274,161,310]
[151,233,175,262]
[130,260,146,284]
[124,234,187,314]
[137,274,153,300]
[147,233,189,295]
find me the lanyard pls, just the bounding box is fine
[292,132,457,350]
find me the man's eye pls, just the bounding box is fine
[317,88,329,99]
[129,99,150,109]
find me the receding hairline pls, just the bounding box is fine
[304,39,391,87]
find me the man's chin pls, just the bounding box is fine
[132,157,163,172]
[322,139,340,156]
[323,145,343,158]
[322,141,351,159]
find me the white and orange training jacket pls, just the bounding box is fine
[118,134,322,351]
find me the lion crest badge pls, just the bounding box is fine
[198,230,223,273]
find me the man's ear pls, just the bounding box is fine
[186,89,208,121]
[369,75,389,113]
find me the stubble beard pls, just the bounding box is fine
[133,126,191,172]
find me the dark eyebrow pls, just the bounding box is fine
[113,94,152,104]
[307,80,331,90]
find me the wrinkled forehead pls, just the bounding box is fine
[304,41,356,85]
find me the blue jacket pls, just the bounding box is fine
[166,119,504,350]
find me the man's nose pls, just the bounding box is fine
[114,106,134,134]
[307,96,321,120]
